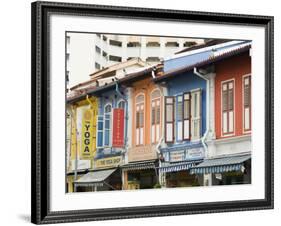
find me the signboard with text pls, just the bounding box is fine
[112,108,125,147]
[81,109,94,160]
[95,156,122,169]
[167,146,205,162]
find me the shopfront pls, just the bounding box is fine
[122,160,159,190]
[159,143,205,188]
[190,153,251,186]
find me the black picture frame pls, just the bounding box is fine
[31,1,274,224]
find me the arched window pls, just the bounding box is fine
[135,93,145,145]
[104,103,112,146]
[118,100,126,109]
[151,89,161,144]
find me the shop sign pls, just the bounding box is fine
[186,147,205,159]
[112,108,125,147]
[95,156,122,169]
[81,109,94,160]
[170,150,185,162]
[168,147,204,162]
[128,145,157,162]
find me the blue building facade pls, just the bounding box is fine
[94,86,128,161]
[157,53,209,187]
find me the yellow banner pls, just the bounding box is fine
[81,109,94,160]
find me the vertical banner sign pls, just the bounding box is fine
[112,108,125,147]
[81,109,94,159]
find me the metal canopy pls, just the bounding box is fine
[74,168,116,185]
[190,154,251,174]
[159,161,201,173]
[121,160,156,171]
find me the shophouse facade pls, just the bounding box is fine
[190,43,252,186]
[121,74,164,190]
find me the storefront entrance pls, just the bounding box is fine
[127,169,157,189]
[165,171,202,188]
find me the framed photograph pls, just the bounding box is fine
[31,1,274,224]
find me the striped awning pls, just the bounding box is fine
[159,161,198,173]
[189,154,251,174]
[121,161,156,171]
[74,168,116,186]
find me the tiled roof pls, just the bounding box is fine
[153,44,251,82]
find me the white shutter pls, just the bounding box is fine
[183,93,191,140]
[191,90,201,140]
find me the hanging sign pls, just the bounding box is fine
[112,108,125,147]
[81,109,94,159]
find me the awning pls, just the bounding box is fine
[74,168,116,186]
[121,160,156,171]
[189,154,251,174]
[159,161,199,173]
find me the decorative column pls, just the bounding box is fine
[204,72,216,186]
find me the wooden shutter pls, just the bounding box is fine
[191,89,201,140]
[243,75,251,131]
[176,95,183,141]
[222,80,234,135]
[165,97,174,143]
[183,92,191,140]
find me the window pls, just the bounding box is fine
[104,104,112,146]
[127,42,141,47]
[118,100,126,109]
[183,92,191,140]
[95,62,101,70]
[95,46,101,54]
[151,90,161,144]
[146,57,160,63]
[164,91,201,143]
[165,97,174,143]
[191,90,202,140]
[109,39,122,47]
[183,41,196,47]
[165,42,179,47]
[109,55,122,62]
[176,96,183,141]
[146,42,160,47]
[102,51,108,58]
[222,80,234,135]
[97,116,104,147]
[103,35,107,42]
[243,75,251,132]
[136,94,145,145]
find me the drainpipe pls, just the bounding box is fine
[193,67,210,156]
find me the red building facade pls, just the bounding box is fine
[215,52,251,139]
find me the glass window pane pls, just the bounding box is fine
[166,105,173,122]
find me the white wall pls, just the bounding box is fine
[0,0,279,226]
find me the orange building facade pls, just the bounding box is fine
[122,76,164,190]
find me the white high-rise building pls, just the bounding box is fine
[66,33,205,88]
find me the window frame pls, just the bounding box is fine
[183,92,191,141]
[176,95,183,142]
[135,93,145,146]
[164,96,175,143]
[221,79,235,137]
[103,103,112,147]
[150,89,161,144]
[242,74,251,133]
